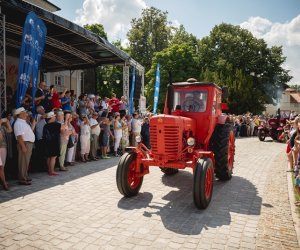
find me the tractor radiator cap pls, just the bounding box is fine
[187,78,198,83]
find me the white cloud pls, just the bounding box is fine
[74,0,147,42]
[240,15,300,84]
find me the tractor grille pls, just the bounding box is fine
[150,125,180,159]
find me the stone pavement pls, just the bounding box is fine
[0,137,299,249]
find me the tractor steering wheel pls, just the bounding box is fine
[182,99,201,112]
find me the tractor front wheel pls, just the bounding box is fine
[116,152,143,197]
[160,167,179,175]
[193,158,214,209]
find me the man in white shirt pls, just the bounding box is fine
[131,113,142,146]
[13,107,36,185]
[89,112,100,160]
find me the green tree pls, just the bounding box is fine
[84,23,107,40]
[170,24,199,53]
[198,23,292,114]
[127,7,171,71]
[145,44,198,111]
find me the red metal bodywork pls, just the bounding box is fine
[128,81,228,175]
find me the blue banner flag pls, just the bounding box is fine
[153,63,160,114]
[129,66,136,114]
[32,17,47,115]
[16,11,37,108]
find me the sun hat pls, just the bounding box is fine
[14,107,26,115]
[46,111,56,119]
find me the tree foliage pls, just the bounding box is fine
[127,7,171,71]
[84,23,107,40]
[198,23,292,114]
[145,44,198,112]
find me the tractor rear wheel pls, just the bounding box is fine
[160,167,179,175]
[258,129,266,141]
[193,158,214,209]
[116,152,143,197]
[210,123,235,181]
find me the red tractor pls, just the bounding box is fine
[116,78,235,209]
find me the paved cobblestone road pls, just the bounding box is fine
[0,137,299,249]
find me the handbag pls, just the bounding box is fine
[67,136,75,148]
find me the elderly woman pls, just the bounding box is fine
[43,112,61,176]
[56,111,71,171]
[113,113,122,156]
[80,114,91,162]
[0,117,12,190]
[65,113,77,166]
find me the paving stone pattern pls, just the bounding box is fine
[0,137,299,249]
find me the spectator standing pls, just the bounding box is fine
[80,114,91,162]
[120,115,129,154]
[89,112,100,160]
[119,96,128,116]
[70,97,77,113]
[78,94,88,116]
[126,114,132,144]
[141,117,150,148]
[35,82,46,108]
[14,107,36,185]
[100,97,108,112]
[50,85,67,110]
[131,113,142,146]
[70,112,80,162]
[113,113,122,156]
[65,113,77,166]
[100,117,112,159]
[43,112,61,176]
[57,111,70,171]
[61,91,72,111]
[109,93,120,113]
[0,117,12,190]
[33,106,47,171]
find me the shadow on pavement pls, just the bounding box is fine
[0,158,119,203]
[117,170,262,235]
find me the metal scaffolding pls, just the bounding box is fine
[0,12,6,115]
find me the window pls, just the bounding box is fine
[55,75,64,86]
[173,89,208,112]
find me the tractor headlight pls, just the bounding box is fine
[135,135,142,143]
[187,137,196,146]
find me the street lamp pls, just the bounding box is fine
[116,80,120,84]
[103,80,107,85]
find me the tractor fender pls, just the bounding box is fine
[217,114,229,125]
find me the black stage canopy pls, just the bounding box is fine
[0,0,144,72]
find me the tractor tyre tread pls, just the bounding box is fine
[210,123,234,181]
[116,152,143,197]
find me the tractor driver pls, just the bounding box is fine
[182,92,205,112]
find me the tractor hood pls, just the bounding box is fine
[149,115,196,160]
[150,114,196,132]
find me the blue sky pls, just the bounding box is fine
[50,0,300,83]
[51,0,299,39]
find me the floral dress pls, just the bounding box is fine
[121,119,129,150]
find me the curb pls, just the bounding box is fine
[286,162,300,248]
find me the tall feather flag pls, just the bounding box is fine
[129,66,136,114]
[153,63,160,114]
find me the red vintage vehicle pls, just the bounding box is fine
[258,117,288,142]
[116,79,235,209]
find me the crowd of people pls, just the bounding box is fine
[0,81,151,190]
[285,116,300,205]
[1,82,300,201]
